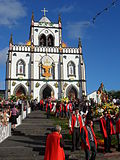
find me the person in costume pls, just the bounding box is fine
[70,107,83,151]
[115,111,120,151]
[44,125,65,160]
[81,119,97,160]
[100,110,115,153]
[100,111,108,152]
[60,102,64,118]
[40,99,44,110]
[46,101,52,119]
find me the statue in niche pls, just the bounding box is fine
[48,35,54,46]
[40,35,46,46]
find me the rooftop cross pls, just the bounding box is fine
[41,8,48,17]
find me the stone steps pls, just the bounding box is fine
[0,110,54,160]
[0,110,120,160]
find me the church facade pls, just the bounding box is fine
[5,10,86,101]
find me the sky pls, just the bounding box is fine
[0,0,120,94]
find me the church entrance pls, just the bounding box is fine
[43,86,52,99]
[40,84,54,100]
[14,85,26,97]
[66,85,78,100]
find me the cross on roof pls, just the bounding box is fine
[41,8,48,17]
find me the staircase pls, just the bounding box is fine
[0,110,54,160]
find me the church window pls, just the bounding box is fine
[39,34,46,46]
[67,61,75,76]
[16,60,25,76]
[47,34,54,47]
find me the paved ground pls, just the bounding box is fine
[0,110,120,160]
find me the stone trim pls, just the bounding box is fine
[6,78,86,82]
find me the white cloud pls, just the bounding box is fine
[0,47,8,65]
[0,0,27,26]
[65,21,91,39]
[54,5,74,14]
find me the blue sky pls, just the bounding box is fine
[0,0,120,94]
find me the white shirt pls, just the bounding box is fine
[74,113,80,128]
[80,110,88,126]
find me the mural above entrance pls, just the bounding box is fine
[41,56,53,78]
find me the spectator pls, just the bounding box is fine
[11,105,18,131]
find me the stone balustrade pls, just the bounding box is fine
[12,45,80,54]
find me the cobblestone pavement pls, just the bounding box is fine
[0,110,120,160]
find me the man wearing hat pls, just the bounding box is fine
[81,118,97,160]
[70,106,83,151]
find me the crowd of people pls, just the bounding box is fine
[0,100,22,131]
[40,97,120,160]
[0,94,120,160]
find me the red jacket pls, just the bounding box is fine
[65,104,68,112]
[60,104,64,112]
[100,117,107,138]
[69,103,72,113]
[71,114,83,133]
[100,116,115,138]
[40,100,44,105]
[44,132,65,160]
[81,125,97,151]
[46,103,52,112]
[116,117,120,134]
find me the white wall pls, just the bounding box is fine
[87,91,98,103]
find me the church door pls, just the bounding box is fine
[42,86,52,99]
[66,86,78,100]
[15,85,26,97]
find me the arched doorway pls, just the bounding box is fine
[66,85,78,100]
[40,84,54,99]
[14,85,26,97]
[43,86,52,99]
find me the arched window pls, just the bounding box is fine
[16,59,25,75]
[39,34,46,46]
[67,61,75,76]
[47,34,54,47]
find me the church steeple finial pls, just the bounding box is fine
[78,37,82,48]
[31,11,34,26]
[9,34,13,45]
[31,11,34,21]
[58,15,61,24]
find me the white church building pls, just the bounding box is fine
[5,9,86,101]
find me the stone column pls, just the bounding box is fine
[59,51,64,98]
[7,34,13,98]
[78,38,86,98]
[30,43,34,98]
